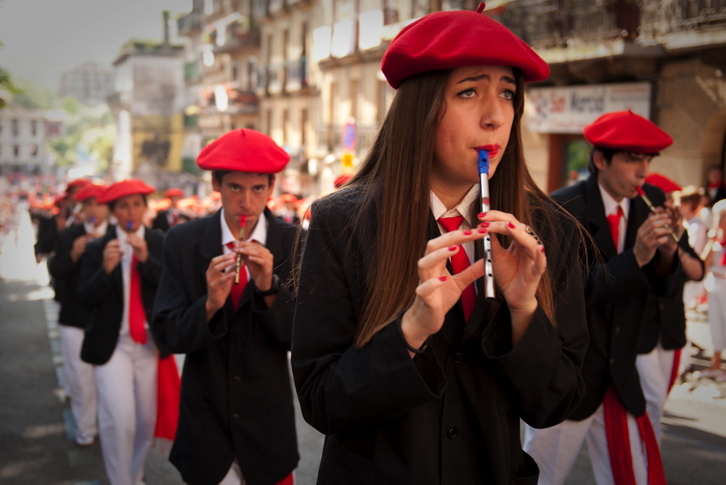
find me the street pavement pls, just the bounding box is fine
[1,206,725,484]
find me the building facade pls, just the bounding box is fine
[0,105,54,175]
[174,0,726,197]
[58,62,114,106]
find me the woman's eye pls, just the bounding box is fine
[501,89,515,100]
[457,88,476,98]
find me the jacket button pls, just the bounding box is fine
[233,375,241,382]
[610,358,615,365]
[232,413,240,419]
[447,427,457,439]
[453,352,463,364]
[614,327,620,334]
[235,338,242,345]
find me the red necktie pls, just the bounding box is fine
[438,216,476,321]
[607,206,624,253]
[129,254,148,344]
[226,242,247,309]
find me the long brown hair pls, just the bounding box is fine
[340,68,562,346]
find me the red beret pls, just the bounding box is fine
[645,173,681,194]
[333,175,352,188]
[197,129,290,174]
[164,188,184,198]
[74,184,107,202]
[584,110,673,153]
[98,179,155,204]
[65,179,92,195]
[278,193,299,204]
[380,5,550,89]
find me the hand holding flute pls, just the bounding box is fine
[636,186,679,243]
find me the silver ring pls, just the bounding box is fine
[524,225,534,235]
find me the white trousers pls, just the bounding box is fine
[636,343,676,445]
[708,277,726,350]
[524,403,647,485]
[95,333,158,485]
[59,324,98,441]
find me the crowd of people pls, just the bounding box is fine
[1,5,725,485]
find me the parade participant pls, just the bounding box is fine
[152,129,300,485]
[679,186,709,309]
[151,187,184,232]
[290,5,588,484]
[638,173,703,444]
[277,193,300,224]
[705,165,726,207]
[700,199,726,381]
[48,183,109,447]
[34,178,91,262]
[77,179,178,485]
[524,110,683,484]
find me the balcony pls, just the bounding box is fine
[285,57,309,92]
[178,11,202,37]
[184,61,201,82]
[199,84,260,115]
[213,19,261,54]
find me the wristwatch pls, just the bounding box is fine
[257,274,280,296]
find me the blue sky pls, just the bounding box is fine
[0,0,192,90]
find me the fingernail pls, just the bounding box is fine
[448,246,457,251]
[540,245,546,253]
[508,222,516,229]
[439,276,448,282]
[477,228,487,234]
[478,212,487,218]
[463,230,472,235]
[479,222,489,228]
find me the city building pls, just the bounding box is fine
[0,104,57,175]
[107,11,187,189]
[58,62,114,106]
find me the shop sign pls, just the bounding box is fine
[527,83,651,134]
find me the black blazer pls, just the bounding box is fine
[291,186,588,485]
[551,176,684,419]
[77,225,166,365]
[49,223,112,328]
[151,209,172,232]
[151,209,300,485]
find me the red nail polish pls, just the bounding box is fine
[439,276,447,282]
[478,212,487,218]
[479,222,489,228]
[463,230,472,235]
[448,246,457,251]
[477,228,487,234]
[508,222,516,229]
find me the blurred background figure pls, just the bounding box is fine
[34,178,91,264]
[276,193,300,224]
[152,187,185,232]
[705,165,726,208]
[678,185,709,311]
[699,199,726,382]
[48,183,110,447]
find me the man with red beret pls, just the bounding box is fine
[525,110,685,484]
[152,187,185,232]
[48,184,110,447]
[34,178,91,263]
[152,129,300,485]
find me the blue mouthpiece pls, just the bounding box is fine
[89,216,96,224]
[478,149,489,175]
[126,221,133,231]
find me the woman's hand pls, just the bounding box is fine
[401,226,487,352]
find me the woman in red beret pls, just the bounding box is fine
[77,179,178,485]
[291,5,588,484]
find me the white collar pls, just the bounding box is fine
[430,184,479,223]
[598,181,630,220]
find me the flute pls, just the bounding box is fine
[636,186,679,243]
[234,215,246,285]
[478,149,496,299]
